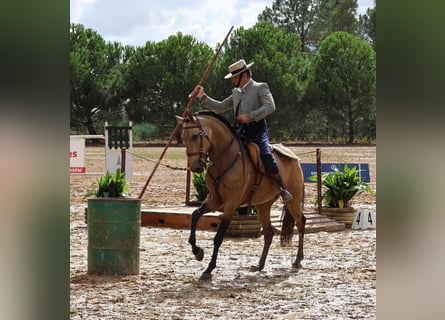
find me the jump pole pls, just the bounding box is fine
[138,25,234,200]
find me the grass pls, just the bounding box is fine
[135,150,188,160]
[86,147,188,160]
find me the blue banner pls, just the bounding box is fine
[301,163,370,183]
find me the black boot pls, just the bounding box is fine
[270,173,293,203]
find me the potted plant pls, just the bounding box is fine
[309,163,372,227]
[85,169,141,275]
[190,171,208,205]
[86,168,128,198]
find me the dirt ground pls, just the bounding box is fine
[70,145,376,319]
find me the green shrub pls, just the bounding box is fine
[309,163,372,208]
[85,169,128,198]
[192,172,208,201]
[133,123,158,141]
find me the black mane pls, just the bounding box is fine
[194,110,236,135]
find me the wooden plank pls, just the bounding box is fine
[141,211,219,231]
[270,210,345,233]
[227,223,261,230]
[141,207,345,234]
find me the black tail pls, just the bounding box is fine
[280,205,295,245]
[280,185,305,245]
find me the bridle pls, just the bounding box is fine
[182,115,213,167]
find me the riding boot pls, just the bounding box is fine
[270,173,293,203]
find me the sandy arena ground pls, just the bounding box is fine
[70,145,376,319]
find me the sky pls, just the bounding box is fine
[70,0,375,47]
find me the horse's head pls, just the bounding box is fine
[176,114,211,173]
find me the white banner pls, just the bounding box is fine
[70,137,86,174]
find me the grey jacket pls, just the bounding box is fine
[203,79,276,122]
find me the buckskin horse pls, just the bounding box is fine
[176,111,306,280]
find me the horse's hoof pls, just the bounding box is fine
[249,265,263,272]
[199,272,212,281]
[195,248,204,261]
[292,262,302,269]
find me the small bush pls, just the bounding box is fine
[133,123,158,141]
[85,169,128,198]
[192,172,208,201]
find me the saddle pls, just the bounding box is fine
[246,143,266,173]
[246,142,300,173]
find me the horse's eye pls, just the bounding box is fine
[191,134,199,140]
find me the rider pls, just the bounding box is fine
[192,59,293,203]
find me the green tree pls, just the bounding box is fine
[258,0,338,52]
[124,33,214,142]
[70,23,128,134]
[123,41,160,124]
[313,31,376,143]
[325,0,358,35]
[299,56,328,141]
[358,6,376,51]
[156,33,214,141]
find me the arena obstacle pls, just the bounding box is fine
[140,206,346,235]
[140,148,372,235]
[104,122,133,179]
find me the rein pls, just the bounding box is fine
[206,139,243,203]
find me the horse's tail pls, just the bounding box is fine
[280,185,305,246]
[280,205,295,245]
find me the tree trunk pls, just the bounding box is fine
[348,106,354,144]
[175,127,183,144]
[86,116,97,135]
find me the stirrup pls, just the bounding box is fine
[280,189,293,203]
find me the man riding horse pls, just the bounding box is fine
[192,59,293,203]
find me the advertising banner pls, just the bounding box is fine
[70,136,86,174]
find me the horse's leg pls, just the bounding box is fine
[199,206,235,281]
[293,212,306,269]
[279,160,306,269]
[250,202,275,272]
[285,192,306,269]
[188,202,210,261]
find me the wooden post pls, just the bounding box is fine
[121,147,126,174]
[185,161,191,206]
[316,148,322,215]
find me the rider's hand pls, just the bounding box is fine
[192,85,205,99]
[237,114,250,124]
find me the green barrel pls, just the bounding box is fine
[87,198,141,275]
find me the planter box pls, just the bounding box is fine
[321,207,356,228]
[219,214,262,238]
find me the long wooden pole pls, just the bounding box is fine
[138,25,234,199]
[316,148,322,215]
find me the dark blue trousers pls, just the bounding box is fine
[240,119,279,174]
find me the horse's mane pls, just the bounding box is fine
[194,110,236,135]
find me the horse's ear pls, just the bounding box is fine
[175,115,184,124]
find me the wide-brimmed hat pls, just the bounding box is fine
[224,59,254,79]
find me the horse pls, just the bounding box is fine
[176,111,306,281]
